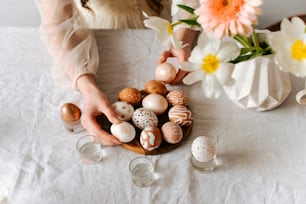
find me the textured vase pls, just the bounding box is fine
[224,55,291,111]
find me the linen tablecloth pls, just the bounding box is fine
[1,27,306,204]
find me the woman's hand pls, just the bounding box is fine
[77,74,121,145]
[158,47,191,84]
[158,28,198,84]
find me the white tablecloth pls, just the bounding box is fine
[1,27,306,204]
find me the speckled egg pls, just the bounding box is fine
[112,101,134,121]
[191,136,216,162]
[168,105,193,126]
[117,87,142,106]
[132,108,158,130]
[110,121,136,143]
[166,90,189,106]
[140,126,162,151]
[144,80,168,96]
[155,63,176,83]
[142,94,168,115]
[161,122,183,144]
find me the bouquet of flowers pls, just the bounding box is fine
[144,0,306,105]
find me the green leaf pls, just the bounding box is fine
[178,19,199,26]
[177,4,195,14]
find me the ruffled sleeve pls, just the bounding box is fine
[35,0,99,90]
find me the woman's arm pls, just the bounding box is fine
[36,0,99,88]
[35,0,121,145]
[159,0,200,84]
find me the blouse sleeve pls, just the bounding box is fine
[35,0,99,90]
[172,0,200,31]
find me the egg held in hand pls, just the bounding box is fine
[110,121,136,143]
[155,63,177,83]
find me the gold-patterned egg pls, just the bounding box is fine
[166,90,189,106]
[61,103,81,122]
[140,126,162,151]
[117,87,142,106]
[168,105,193,127]
[144,80,168,96]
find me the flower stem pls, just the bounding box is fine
[171,21,183,27]
[251,29,259,47]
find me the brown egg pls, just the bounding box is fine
[166,90,189,106]
[168,105,193,127]
[117,87,142,106]
[140,126,162,151]
[61,103,81,122]
[161,122,183,144]
[144,80,168,96]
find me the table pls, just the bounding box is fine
[1,27,306,204]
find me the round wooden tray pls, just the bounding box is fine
[96,110,193,155]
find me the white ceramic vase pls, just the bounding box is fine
[224,55,291,111]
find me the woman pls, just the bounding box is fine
[35,0,199,145]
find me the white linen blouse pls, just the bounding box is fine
[35,0,199,89]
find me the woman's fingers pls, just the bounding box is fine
[82,114,121,145]
[100,101,121,124]
[170,69,188,85]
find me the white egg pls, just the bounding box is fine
[142,94,168,115]
[155,63,176,83]
[191,136,216,162]
[112,101,134,121]
[110,121,136,143]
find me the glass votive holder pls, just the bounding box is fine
[129,157,156,187]
[76,135,104,164]
[61,103,84,133]
[191,136,216,172]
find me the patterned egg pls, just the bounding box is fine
[161,122,183,144]
[191,136,216,162]
[140,126,162,151]
[144,80,168,96]
[112,101,134,121]
[110,121,136,143]
[155,63,176,83]
[132,108,158,130]
[166,90,189,106]
[168,105,193,126]
[117,87,142,106]
[142,94,168,115]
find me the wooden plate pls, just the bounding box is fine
[96,110,193,155]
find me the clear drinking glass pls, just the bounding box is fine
[76,135,104,164]
[63,120,84,133]
[191,154,216,172]
[129,157,155,187]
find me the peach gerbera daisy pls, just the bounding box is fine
[195,0,263,39]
